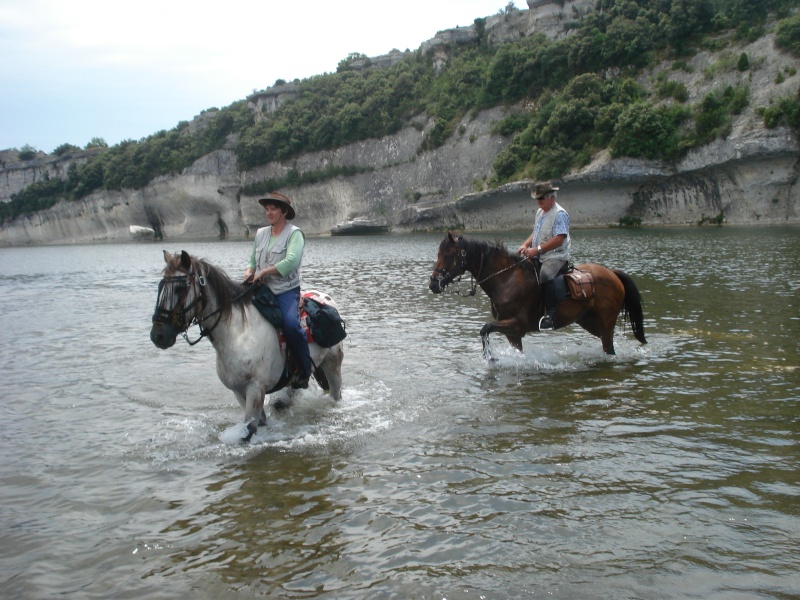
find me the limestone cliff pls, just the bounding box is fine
[1,2,799,246]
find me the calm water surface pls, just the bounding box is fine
[0,227,798,599]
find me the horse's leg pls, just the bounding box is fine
[481,319,526,359]
[242,387,266,442]
[576,312,600,338]
[599,304,620,355]
[480,324,494,360]
[506,334,523,353]
[576,311,616,355]
[601,323,616,355]
[319,344,344,402]
[232,389,267,428]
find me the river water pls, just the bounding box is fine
[0,227,798,599]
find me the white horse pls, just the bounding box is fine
[150,250,344,442]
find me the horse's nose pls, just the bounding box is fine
[428,278,442,294]
[150,325,176,349]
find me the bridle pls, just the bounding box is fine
[430,236,529,296]
[152,270,224,345]
[430,236,475,294]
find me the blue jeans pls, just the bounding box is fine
[275,287,312,377]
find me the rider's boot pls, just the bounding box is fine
[290,370,310,389]
[289,346,312,390]
[539,280,558,331]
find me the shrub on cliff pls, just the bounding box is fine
[17,145,38,161]
[775,13,800,57]
[610,103,688,161]
[1,177,64,223]
[759,88,800,133]
[491,76,649,183]
[53,143,81,156]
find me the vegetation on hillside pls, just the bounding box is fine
[3,0,800,224]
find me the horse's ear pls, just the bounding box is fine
[163,250,172,264]
[180,251,191,269]
[447,231,456,243]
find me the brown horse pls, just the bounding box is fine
[429,232,646,357]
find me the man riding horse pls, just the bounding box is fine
[517,181,570,331]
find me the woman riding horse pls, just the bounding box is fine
[244,191,312,390]
[151,250,344,442]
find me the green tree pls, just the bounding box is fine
[737,52,750,71]
[337,52,370,73]
[759,86,800,133]
[53,143,81,156]
[610,103,684,160]
[775,12,800,57]
[661,0,715,52]
[86,137,108,150]
[17,144,37,160]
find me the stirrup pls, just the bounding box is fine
[539,315,555,331]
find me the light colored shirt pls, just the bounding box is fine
[247,228,304,276]
[533,210,570,245]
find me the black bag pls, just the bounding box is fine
[304,298,347,348]
[252,284,283,329]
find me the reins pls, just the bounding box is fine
[154,267,258,346]
[438,237,532,297]
[182,279,259,346]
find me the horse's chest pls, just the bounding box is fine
[213,324,284,388]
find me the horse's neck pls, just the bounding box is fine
[465,246,486,278]
[476,250,531,294]
[468,248,506,279]
[202,294,280,354]
[196,284,235,340]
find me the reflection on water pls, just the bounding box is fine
[0,227,798,599]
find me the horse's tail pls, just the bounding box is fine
[613,270,647,344]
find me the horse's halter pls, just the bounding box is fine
[431,236,531,296]
[430,236,485,296]
[152,270,219,345]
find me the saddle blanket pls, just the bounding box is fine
[564,269,595,299]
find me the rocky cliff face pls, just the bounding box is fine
[1,4,798,246]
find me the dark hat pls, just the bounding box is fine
[531,181,560,200]
[258,191,295,220]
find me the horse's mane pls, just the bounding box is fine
[458,235,536,274]
[192,256,254,318]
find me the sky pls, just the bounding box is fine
[0,0,520,154]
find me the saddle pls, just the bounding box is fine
[563,267,595,300]
[252,288,344,394]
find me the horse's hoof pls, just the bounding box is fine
[241,422,257,443]
[272,399,290,411]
